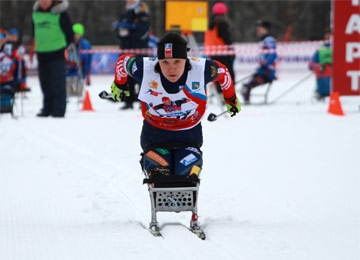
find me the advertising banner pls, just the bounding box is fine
[332,0,360,95]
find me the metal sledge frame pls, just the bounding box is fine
[143,174,202,233]
[0,86,16,118]
[250,81,273,105]
[66,43,85,108]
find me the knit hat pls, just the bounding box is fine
[212,2,228,15]
[73,23,85,36]
[255,20,271,31]
[157,33,188,60]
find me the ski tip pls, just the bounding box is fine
[149,226,163,238]
[198,232,206,240]
[192,230,206,240]
[150,230,163,238]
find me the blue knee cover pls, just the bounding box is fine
[142,148,172,175]
[142,147,202,176]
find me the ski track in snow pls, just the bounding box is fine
[1,72,359,260]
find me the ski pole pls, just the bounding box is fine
[207,110,228,122]
[98,90,115,100]
[268,72,313,104]
[234,74,252,85]
[99,89,130,102]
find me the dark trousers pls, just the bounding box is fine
[38,58,67,116]
[242,74,273,102]
[140,121,203,151]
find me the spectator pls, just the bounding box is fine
[115,0,151,109]
[32,0,73,117]
[110,32,241,178]
[204,1,235,101]
[0,28,17,114]
[241,20,277,104]
[4,28,30,92]
[65,23,92,98]
[308,28,332,101]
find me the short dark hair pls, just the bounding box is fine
[324,28,332,34]
[255,20,271,31]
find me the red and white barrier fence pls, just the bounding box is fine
[25,41,324,75]
[81,40,323,56]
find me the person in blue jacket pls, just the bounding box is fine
[114,0,151,110]
[241,20,277,104]
[308,28,332,101]
[65,23,92,98]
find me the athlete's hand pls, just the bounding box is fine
[110,81,129,101]
[226,96,241,117]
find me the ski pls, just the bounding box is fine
[149,227,162,238]
[189,226,206,240]
[148,222,162,238]
[148,224,206,240]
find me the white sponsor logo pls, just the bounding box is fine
[185,147,201,155]
[180,153,198,166]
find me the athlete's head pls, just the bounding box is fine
[156,32,190,83]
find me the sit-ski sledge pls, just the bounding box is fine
[143,173,206,240]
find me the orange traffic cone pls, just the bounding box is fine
[81,89,94,111]
[327,92,344,116]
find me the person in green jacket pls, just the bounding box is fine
[308,28,332,101]
[32,0,74,117]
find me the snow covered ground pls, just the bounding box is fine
[1,68,359,260]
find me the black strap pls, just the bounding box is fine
[143,174,200,187]
[142,142,202,154]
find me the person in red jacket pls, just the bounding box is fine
[110,32,241,178]
[0,28,18,114]
[204,2,235,101]
[4,28,30,92]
